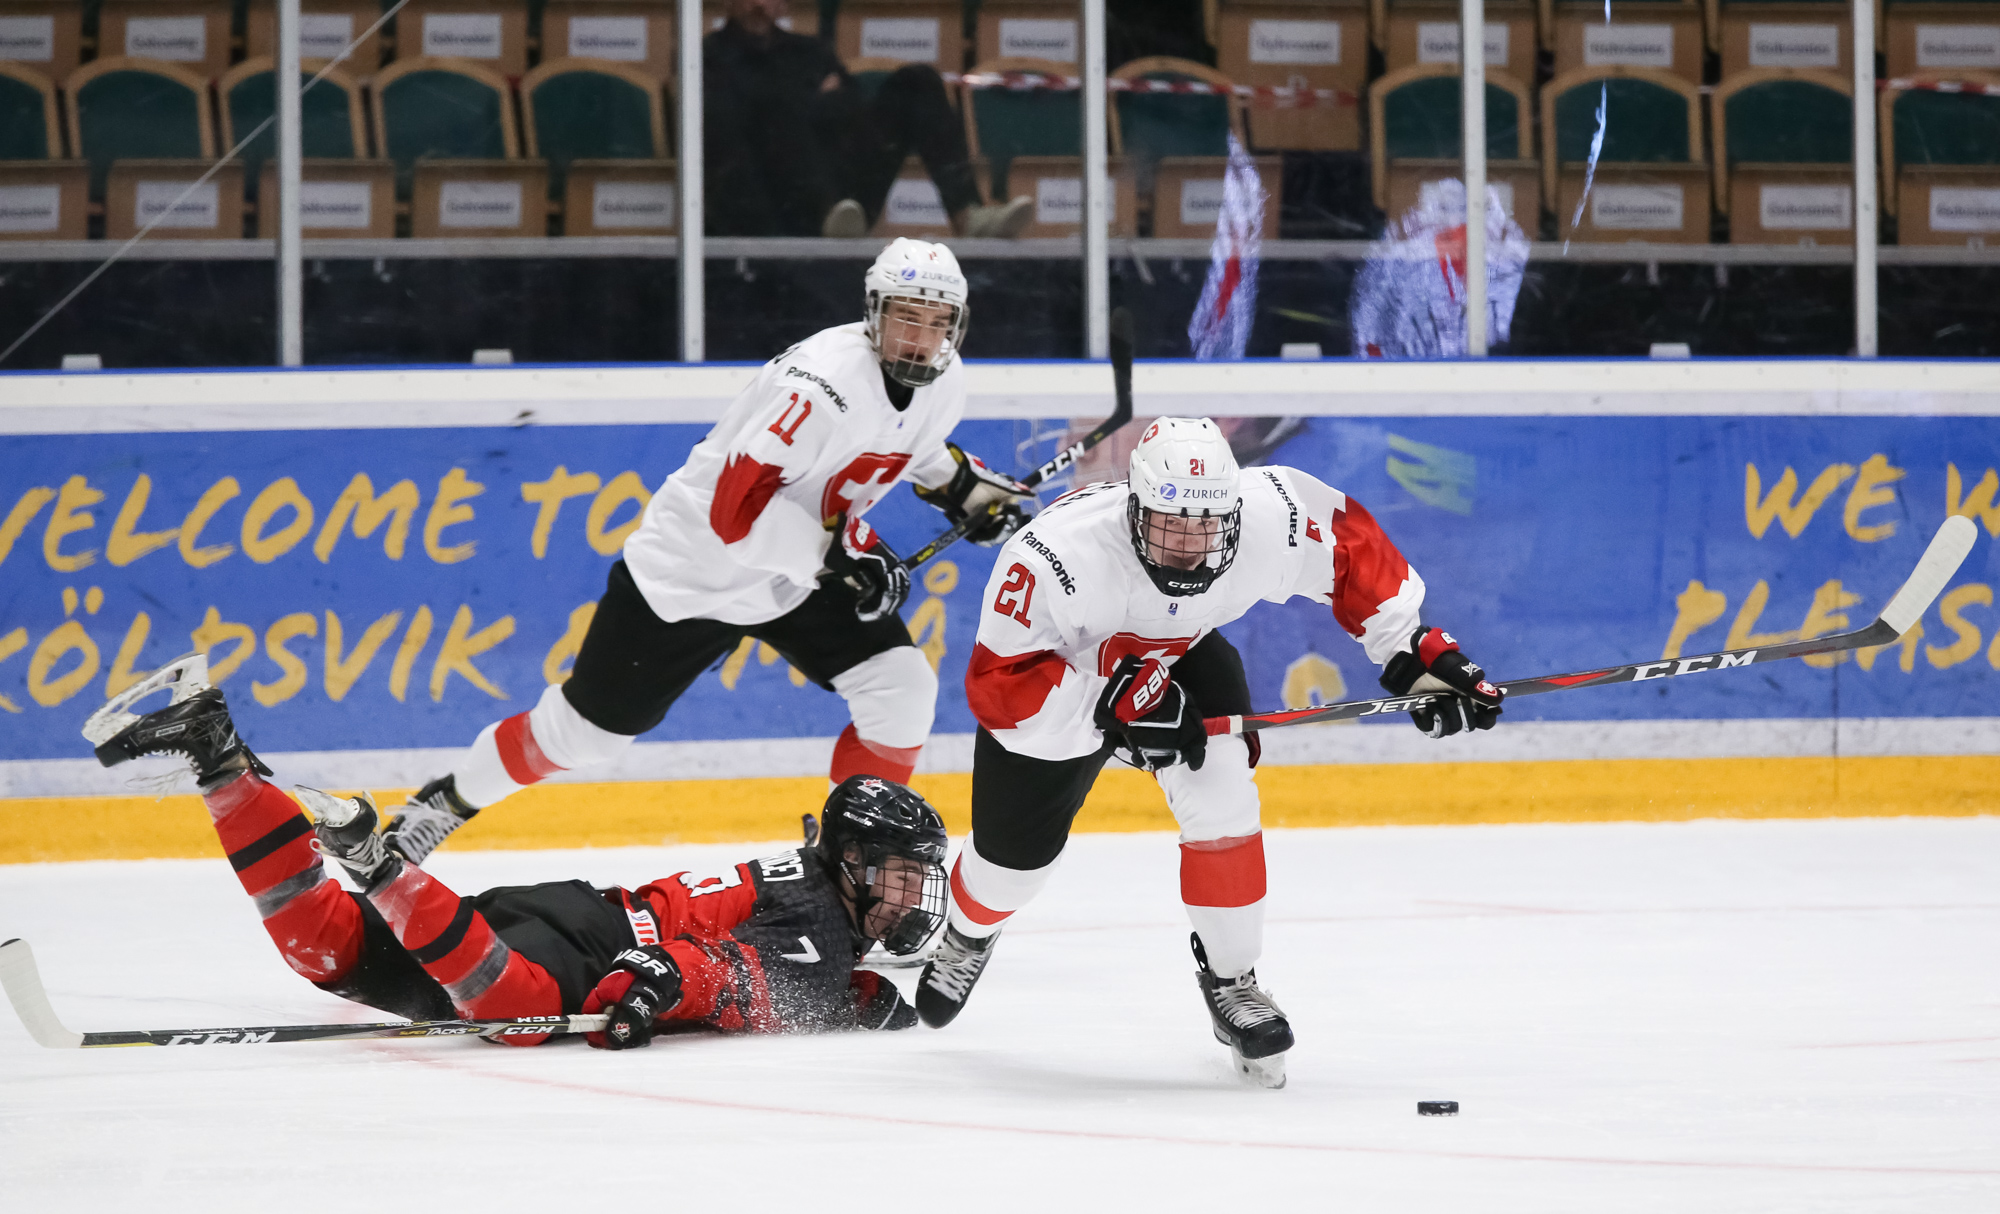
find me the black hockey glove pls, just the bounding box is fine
[823,515,910,623]
[913,442,1034,546]
[585,945,685,1051]
[1094,655,1207,772]
[1378,626,1506,739]
[851,970,919,1031]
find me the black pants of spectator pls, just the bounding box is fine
[707,65,982,236]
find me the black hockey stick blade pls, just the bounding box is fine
[0,938,608,1049]
[1206,515,1980,736]
[900,307,1138,571]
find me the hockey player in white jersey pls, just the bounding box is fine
[916,417,1504,1086]
[379,239,1035,861]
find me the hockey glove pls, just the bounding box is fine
[1378,626,1506,739]
[850,970,919,1031]
[823,515,910,623]
[1094,655,1207,773]
[913,443,1034,546]
[583,945,685,1050]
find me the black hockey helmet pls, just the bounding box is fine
[814,775,949,955]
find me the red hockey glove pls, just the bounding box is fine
[914,443,1034,546]
[823,515,910,623]
[583,946,685,1050]
[1094,655,1207,772]
[850,970,918,1031]
[1378,626,1505,739]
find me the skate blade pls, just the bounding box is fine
[81,652,211,746]
[293,785,374,829]
[1231,1048,1287,1089]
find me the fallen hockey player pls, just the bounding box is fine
[83,655,949,1046]
[919,417,1506,1086]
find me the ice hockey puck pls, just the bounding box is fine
[1417,1101,1459,1116]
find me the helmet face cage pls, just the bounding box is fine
[867,289,968,387]
[816,776,950,955]
[1126,494,1243,597]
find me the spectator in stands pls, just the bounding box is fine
[704,0,1031,238]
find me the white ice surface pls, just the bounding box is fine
[2,819,1997,1212]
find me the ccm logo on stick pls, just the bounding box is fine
[166,1031,276,1045]
[1632,652,1757,681]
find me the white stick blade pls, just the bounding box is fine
[0,939,84,1049]
[1878,516,1979,638]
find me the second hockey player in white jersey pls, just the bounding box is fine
[916,417,1504,1087]
[378,239,1035,861]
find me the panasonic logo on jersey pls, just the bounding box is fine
[1020,533,1076,594]
[1263,471,1298,547]
[783,365,850,412]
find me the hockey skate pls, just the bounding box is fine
[82,652,271,787]
[297,786,399,887]
[1192,934,1293,1089]
[380,775,479,865]
[914,925,997,1028]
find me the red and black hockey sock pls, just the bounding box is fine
[830,723,921,785]
[363,863,562,1043]
[202,772,364,986]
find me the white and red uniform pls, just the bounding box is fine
[952,468,1425,977]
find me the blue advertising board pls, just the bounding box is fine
[2,415,1996,763]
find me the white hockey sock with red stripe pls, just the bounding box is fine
[946,839,1059,939]
[452,683,633,808]
[1181,832,1267,979]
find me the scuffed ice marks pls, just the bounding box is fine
[1351,180,1529,358]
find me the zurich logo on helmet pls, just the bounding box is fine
[900,267,917,281]
[1160,483,1178,501]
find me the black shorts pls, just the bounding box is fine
[562,559,918,737]
[323,879,637,1020]
[968,630,1257,872]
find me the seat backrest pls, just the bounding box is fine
[1111,56,1241,161]
[966,58,1083,198]
[1550,73,1696,163]
[0,64,59,160]
[520,59,664,188]
[372,57,518,180]
[68,57,214,192]
[219,59,365,184]
[1721,76,1850,164]
[1379,74,1525,160]
[1892,85,2000,165]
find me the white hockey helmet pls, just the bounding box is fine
[864,237,970,387]
[1126,417,1243,597]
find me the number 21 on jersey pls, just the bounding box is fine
[993,562,1036,625]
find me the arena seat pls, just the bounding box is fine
[0,61,86,239]
[836,0,965,73]
[1711,69,1852,242]
[373,56,545,236]
[389,0,532,77]
[1109,55,1246,162]
[220,58,393,237]
[65,55,214,196]
[973,0,1078,65]
[96,0,233,82]
[520,58,671,233]
[1879,71,2000,242]
[0,0,85,84]
[1376,0,1536,119]
[1215,0,1369,152]
[1884,0,2000,79]
[962,56,1082,202]
[1710,0,1852,77]
[1368,63,1539,226]
[244,0,384,74]
[1546,0,1705,88]
[1542,65,1709,241]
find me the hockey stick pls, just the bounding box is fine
[1204,515,1981,737]
[899,305,1137,571]
[0,938,608,1049]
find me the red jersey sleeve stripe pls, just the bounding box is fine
[710,454,787,544]
[1328,497,1413,638]
[965,643,1071,732]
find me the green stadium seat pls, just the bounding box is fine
[520,57,666,194]
[1542,65,1709,241]
[0,62,86,240]
[1879,70,2000,242]
[1110,55,1245,164]
[1369,63,1540,224]
[65,56,215,197]
[218,58,368,190]
[1712,68,1852,241]
[369,56,520,193]
[0,61,61,159]
[963,56,1082,201]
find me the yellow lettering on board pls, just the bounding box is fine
[253,612,319,706]
[179,478,241,568]
[1282,653,1348,710]
[104,612,154,697]
[1945,464,2000,537]
[755,639,809,687]
[241,478,316,564]
[1926,584,1991,668]
[1661,580,1728,660]
[1744,463,1853,539]
[520,468,602,559]
[316,474,421,562]
[191,606,258,683]
[0,626,27,712]
[107,475,179,566]
[586,472,651,556]
[430,605,514,700]
[1843,455,1906,543]
[325,609,403,702]
[1725,580,1798,649]
[1798,579,1864,668]
[424,469,484,565]
[542,601,597,685]
[28,620,99,705]
[907,597,947,673]
[0,486,56,568]
[389,606,434,702]
[719,636,756,690]
[43,475,103,572]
